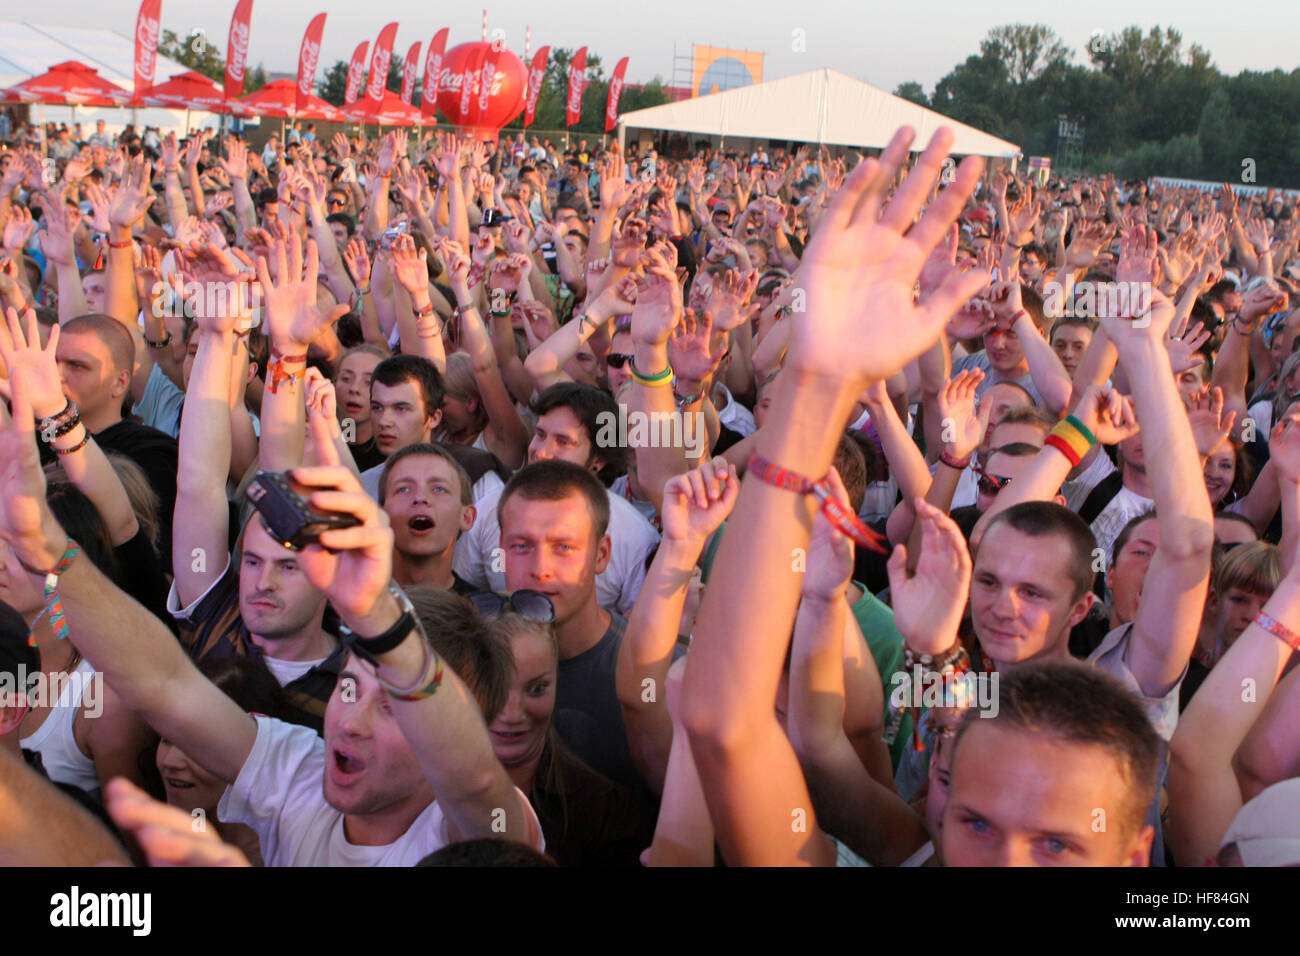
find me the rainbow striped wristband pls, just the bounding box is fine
[1044,414,1095,467]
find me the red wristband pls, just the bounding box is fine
[747,452,887,553]
[107,238,134,249]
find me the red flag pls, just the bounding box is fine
[133,0,162,101]
[401,41,421,106]
[295,13,327,114]
[421,28,449,116]
[605,57,629,132]
[565,47,587,128]
[344,41,369,106]
[224,0,254,101]
[476,42,506,123]
[523,46,549,128]
[366,22,399,107]
[459,44,487,127]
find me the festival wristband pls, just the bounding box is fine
[939,451,971,470]
[18,538,80,644]
[746,452,887,553]
[629,357,674,387]
[1254,612,1300,653]
[1045,415,1095,467]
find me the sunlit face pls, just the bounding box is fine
[500,492,611,626]
[983,325,1027,374]
[237,518,327,640]
[383,453,473,559]
[1203,446,1236,506]
[371,379,438,458]
[157,739,227,814]
[1108,518,1158,626]
[488,624,557,769]
[1020,252,1046,283]
[323,654,434,821]
[336,350,381,430]
[943,722,1153,866]
[81,272,108,313]
[971,523,1091,667]
[988,422,1046,452]
[1051,324,1092,377]
[528,406,597,469]
[329,221,349,250]
[980,384,1034,451]
[56,329,127,423]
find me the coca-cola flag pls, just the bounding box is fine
[401,41,421,105]
[223,0,254,102]
[344,41,369,105]
[366,22,399,106]
[523,45,549,128]
[565,47,587,128]
[295,12,327,113]
[477,43,505,119]
[133,0,162,101]
[421,28,449,116]
[605,57,628,132]
[459,44,486,127]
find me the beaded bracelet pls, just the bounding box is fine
[37,399,79,437]
[54,432,91,456]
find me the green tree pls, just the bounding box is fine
[894,81,928,107]
[319,60,349,107]
[244,63,267,95]
[158,28,225,84]
[982,23,1071,86]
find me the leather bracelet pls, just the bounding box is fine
[36,399,77,434]
[144,330,173,349]
[48,413,82,440]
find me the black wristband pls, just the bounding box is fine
[344,611,416,666]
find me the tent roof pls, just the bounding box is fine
[618,68,1019,158]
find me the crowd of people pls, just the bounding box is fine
[0,110,1298,868]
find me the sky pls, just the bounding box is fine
[15,0,1300,93]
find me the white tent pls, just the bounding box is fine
[619,68,1020,159]
[0,20,220,135]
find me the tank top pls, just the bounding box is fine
[19,658,100,800]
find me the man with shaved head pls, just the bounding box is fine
[53,314,178,569]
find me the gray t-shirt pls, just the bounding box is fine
[951,350,1044,409]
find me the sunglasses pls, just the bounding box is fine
[327,197,347,207]
[606,352,633,369]
[469,589,555,624]
[976,471,1013,497]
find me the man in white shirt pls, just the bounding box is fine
[0,453,542,865]
[455,383,659,614]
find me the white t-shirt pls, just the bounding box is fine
[262,655,328,687]
[220,716,542,866]
[1090,484,1154,564]
[453,483,659,615]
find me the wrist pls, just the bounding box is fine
[341,590,403,642]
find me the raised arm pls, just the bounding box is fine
[680,126,986,866]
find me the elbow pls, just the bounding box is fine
[1162,517,1217,565]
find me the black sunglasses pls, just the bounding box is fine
[606,352,633,369]
[976,472,1013,497]
[469,589,555,624]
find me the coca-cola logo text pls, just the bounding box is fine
[298,40,320,95]
[228,23,249,82]
[369,49,391,99]
[135,16,160,80]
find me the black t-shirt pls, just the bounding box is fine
[531,743,656,867]
[554,614,640,795]
[93,420,179,574]
[349,437,386,473]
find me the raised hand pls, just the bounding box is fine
[802,467,858,600]
[611,217,649,267]
[936,368,988,461]
[174,241,255,335]
[389,235,428,295]
[886,498,972,655]
[661,456,740,549]
[1166,321,1210,375]
[330,132,351,162]
[588,274,638,318]
[947,294,996,340]
[104,778,250,868]
[38,200,81,265]
[2,205,35,254]
[161,132,179,171]
[1101,226,1176,345]
[1071,385,1140,446]
[1064,219,1114,269]
[255,233,342,351]
[707,268,758,331]
[1186,385,1236,459]
[630,245,682,346]
[784,126,987,389]
[109,156,155,231]
[0,305,65,420]
[1238,280,1288,326]
[668,308,724,383]
[377,133,400,178]
[1269,410,1300,485]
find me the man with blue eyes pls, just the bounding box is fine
[378,443,478,595]
[942,661,1160,866]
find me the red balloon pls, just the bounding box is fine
[437,42,526,132]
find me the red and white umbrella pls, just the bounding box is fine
[345,90,426,128]
[233,78,342,122]
[136,70,226,111]
[1,60,128,106]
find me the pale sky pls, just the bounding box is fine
[15,0,1299,92]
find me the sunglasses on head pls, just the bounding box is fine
[469,589,555,624]
[606,352,633,369]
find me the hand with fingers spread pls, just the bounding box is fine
[1238,280,1288,327]
[0,305,66,420]
[470,230,495,268]
[3,206,35,255]
[343,236,371,290]
[886,499,972,656]
[220,138,249,182]
[1166,321,1211,376]
[1186,385,1237,459]
[0,327,57,570]
[174,241,256,335]
[936,368,989,462]
[38,199,81,265]
[1100,226,1177,347]
[708,268,759,332]
[630,245,682,347]
[785,127,987,389]
[1064,220,1114,269]
[668,308,724,384]
[256,233,342,353]
[612,217,649,267]
[660,456,740,550]
[390,235,430,296]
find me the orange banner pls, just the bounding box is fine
[691,46,763,97]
